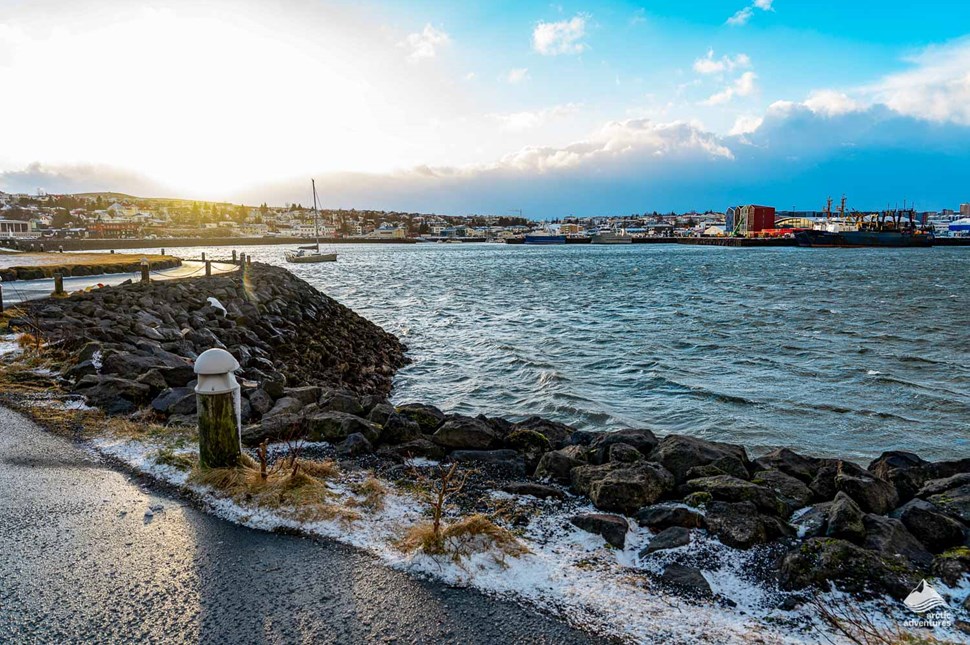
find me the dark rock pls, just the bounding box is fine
[792,503,830,539]
[284,386,322,406]
[868,451,932,502]
[535,447,586,483]
[607,443,643,464]
[635,505,706,530]
[569,513,628,548]
[241,413,303,446]
[262,376,285,400]
[661,564,712,597]
[566,430,602,447]
[835,470,899,515]
[382,437,447,461]
[932,548,970,587]
[570,463,616,497]
[927,483,970,524]
[683,475,788,516]
[891,499,966,553]
[649,434,749,484]
[135,369,169,397]
[396,403,445,434]
[377,412,421,446]
[82,376,151,415]
[63,359,98,381]
[642,526,691,554]
[512,416,574,449]
[753,448,822,484]
[367,403,396,427]
[826,492,866,543]
[500,482,566,500]
[150,387,196,417]
[704,501,792,549]
[808,459,870,502]
[918,473,970,498]
[247,388,274,417]
[752,469,813,509]
[337,432,373,457]
[263,396,304,419]
[780,537,921,598]
[304,411,379,444]
[504,427,552,473]
[432,416,501,450]
[588,462,675,515]
[320,391,365,416]
[450,449,526,476]
[683,491,713,508]
[862,514,933,570]
[588,429,658,463]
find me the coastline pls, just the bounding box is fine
[1,262,968,643]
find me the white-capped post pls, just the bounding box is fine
[194,348,242,468]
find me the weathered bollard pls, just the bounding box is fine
[141,258,150,283]
[110,249,115,254]
[232,250,237,264]
[39,243,45,252]
[201,251,206,262]
[194,348,242,468]
[0,277,4,312]
[161,248,166,256]
[205,260,212,276]
[53,273,64,296]
[246,255,252,266]
[58,245,64,253]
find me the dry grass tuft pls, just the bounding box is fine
[348,476,388,512]
[297,458,340,480]
[398,513,529,562]
[151,447,196,471]
[808,594,953,645]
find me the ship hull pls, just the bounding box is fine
[524,235,566,245]
[795,230,934,248]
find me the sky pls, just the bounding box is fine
[2,0,970,216]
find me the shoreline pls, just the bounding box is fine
[0,236,419,252]
[2,262,968,642]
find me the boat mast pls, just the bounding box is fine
[311,178,320,253]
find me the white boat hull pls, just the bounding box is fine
[286,252,337,263]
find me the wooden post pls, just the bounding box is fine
[246,255,252,266]
[195,348,241,469]
[161,248,166,255]
[201,251,206,262]
[0,281,4,312]
[141,259,150,283]
[232,250,237,264]
[53,273,64,295]
[205,260,212,276]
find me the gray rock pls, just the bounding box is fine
[284,386,322,406]
[607,443,643,464]
[927,483,970,524]
[704,501,792,549]
[432,416,502,450]
[754,448,822,484]
[569,513,628,548]
[337,432,373,457]
[150,387,196,417]
[81,376,151,415]
[642,526,691,554]
[263,396,304,419]
[752,469,813,509]
[588,462,675,515]
[450,449,526,476]
[891,499,966,553]
[396,403,446,434]
[635,505,706,530]
[868,451,933,503]
[684,475,788,516]
[918,473,970,497]
[63,359,98,381]
[320,391,365,416]
[511,416,574,449]
[241,413,303,446]
[661,564,712,597]
[588,429,658,464]
[534,446,587,483]
[826,492,866,543]
[304,411,379,444]
[569,463,615,497]
[835,470,899,515]
[649,434,749,484]
[780,537,921,598]
[808,459,870,502]
[135,369,169,397]
[377,412,421,445]
[862,514,933,570]
[367,403,396,427]
[380,437,447,461]
[247,388,274,417]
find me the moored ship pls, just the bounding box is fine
[591,230,632,244]
[794,196,934,248]
[524,232,566,245]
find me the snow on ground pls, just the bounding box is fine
[89,434,969,644]
[0,335,21,358]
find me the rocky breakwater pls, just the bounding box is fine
[11,263,408,416]
[0,254,181,281]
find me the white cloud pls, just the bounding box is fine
[729,115,764,136]
[703,71,758,105]
[803,90,862,116]
[532,15,588,55]
[488,104,581,132]
[507,67,531,84]
[400,24,451,62]
[726,0,774,26]
[693,49,751,75]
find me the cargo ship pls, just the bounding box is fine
[524,232,566,245]
[591,230,632,244]
[794,197,934,248]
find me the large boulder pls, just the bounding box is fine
[649,435,749,484]
[704,501,792,549]
[319,391,365,417]
[753,448,821,484]
[661,564,712,598]
[378,437,447,461]
[867,451,933,502]
[367,403,396,427]
[284,385,322,406]
[569,513,628,548]
[570,463,616,497]
[752,469,813,509]
[337,432,373,457]
[247,388,274,418]
[396,403,446,434]
[304,411,379,444]
[450,449,526,476]
[500,482,565,500]
[607,443,643,464]
[918,473,970,497]
[683,475,789,516]
[780,537,922,598]
[377,412,421,446]
[150,387,196,417]
[78,376,151,415]
[826,492,866,543]
[431,416,501,450]
[511,416,574,450]
[635,505,706,530]
[927,483,970,524]
[891,499,966,554]
[241,413,303,446]
[262,396,305,419]
[534,446,587,483]
[588,429,658,464]
[588,462,675,515]
[503,427,551,473]
[642,526,692,554]
[862,514,933,570]
[835,470,899,515]
[808,459,871,502]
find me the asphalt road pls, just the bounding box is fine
[0,406,602,644]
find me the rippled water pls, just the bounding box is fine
[135,243,969,461]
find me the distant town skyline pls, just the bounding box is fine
[2,0,970,216]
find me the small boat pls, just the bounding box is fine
[286,179,337,263]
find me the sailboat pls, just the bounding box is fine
[286,179,337,263]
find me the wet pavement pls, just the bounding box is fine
[0,406,602,644]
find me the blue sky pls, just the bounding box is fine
[2,0,970,215]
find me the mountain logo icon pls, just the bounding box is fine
[903,580,948,614]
